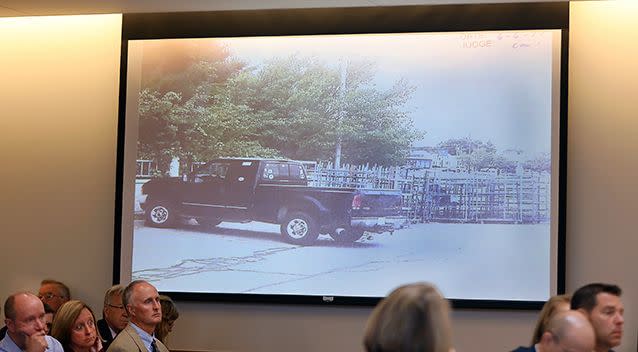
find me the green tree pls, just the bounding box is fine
[438,137,496,156]
[438,137,519,172]
[137,90,182,174]
[141,40,243,101]
[230,56,423,166]
[137,40,250,174]
[138,46,423,172]
[523,153,551,173]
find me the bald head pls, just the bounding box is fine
[3,292,47,349]
[539,310,595,352]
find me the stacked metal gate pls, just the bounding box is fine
[309,162,551,224]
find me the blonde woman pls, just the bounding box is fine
[155,295,179,344]
[363,282,454,352]
[530,294,571,345]
[50,301,102,352]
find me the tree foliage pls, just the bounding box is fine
[438,137,550,173]
[226,56,423,166]
[137,40,278,173]
[438,137,496,156]
[523,153,551,173]
[137,46,424,173]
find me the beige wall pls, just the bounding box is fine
[567,2,638,351]
[0,2,636,351]
[0,14,121,312]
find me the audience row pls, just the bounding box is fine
[363,282,624,352]
[0,280,178,352]
[0,280,625,352]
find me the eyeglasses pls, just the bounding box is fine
[38,292,64,300]
[107,303,125,310]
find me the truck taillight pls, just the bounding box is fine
[352,194,362,210]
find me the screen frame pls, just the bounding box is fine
[114,2,569,309]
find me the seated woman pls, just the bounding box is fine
[510,294,571,352]
[155,295,179,344]
[50,301,102,352]
[363,282,454,352]
[530,294,571,345]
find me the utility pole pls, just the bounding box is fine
[335,61,347,168]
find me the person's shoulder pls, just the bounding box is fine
[107,325,138,352]
[155,339,170,352]
[0,335,13,352]
[96,320,112,338]
[44,335,64,352]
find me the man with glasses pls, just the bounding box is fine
[571,283,625,352]
[97,285,128,350]
[0,292,63,352]
[511,310,595,352]
[37,280,70,314]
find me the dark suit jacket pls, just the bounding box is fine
[97,319,116,351]
[511,346,536,352]
[106,324,169,352]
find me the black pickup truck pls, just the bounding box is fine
[140,158,405,245]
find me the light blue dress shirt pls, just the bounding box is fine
[0,333,63,352]
[129,323,157,352]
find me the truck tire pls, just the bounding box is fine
[330,228,364,244]
[145,200,177,228]
[281,211,318,245]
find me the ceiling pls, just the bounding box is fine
[0,0,566,17]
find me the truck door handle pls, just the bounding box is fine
[238,177,245,182]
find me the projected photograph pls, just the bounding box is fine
[123,29,561,302]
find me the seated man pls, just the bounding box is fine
[511,310,595,352]
[37,280,70,314]
[0,303,51,340]
[0,292,64,352]
[106,280,169,352]
[571,283,624,352]
[97,285,129,350]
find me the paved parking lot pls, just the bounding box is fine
[131,220,550,301]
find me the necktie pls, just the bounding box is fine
[151,339,158,352]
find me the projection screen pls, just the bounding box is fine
[115,3,568,308]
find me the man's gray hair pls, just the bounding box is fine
[122,280,149,314]
[103,284,126,307]
[41,279,71,299]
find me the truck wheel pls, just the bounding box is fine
[330,228,364,243]
[145,200,177,228]
[197,217,222,228]
[281,211,318,245]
